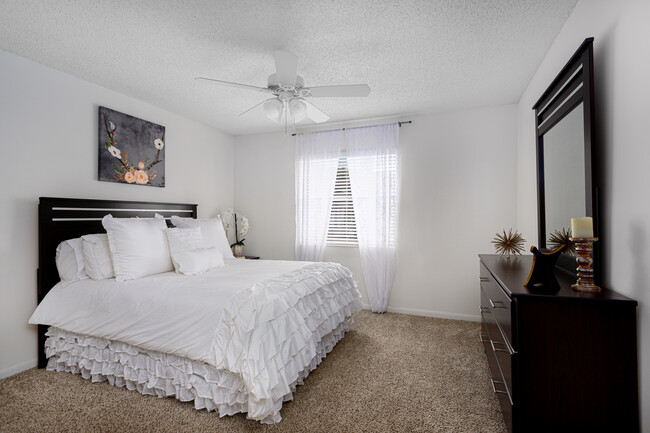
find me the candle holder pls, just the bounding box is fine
[569,237,600,293]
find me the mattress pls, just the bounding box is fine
[30,259,362,423]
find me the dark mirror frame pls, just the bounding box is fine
[532,37,599,282]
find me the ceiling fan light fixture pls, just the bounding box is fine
[289,99,307,122]
[263,98,283,122]
[198,50,370,128]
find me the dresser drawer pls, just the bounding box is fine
[481,318,513,433]
[493,337,513,399]
[481,305,513,401]
[480,263,513,350]
[480,287,501,346]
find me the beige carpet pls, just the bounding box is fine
[0,310,506,433]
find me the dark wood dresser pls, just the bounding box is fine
[479,254,638,432]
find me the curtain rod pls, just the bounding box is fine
[290,120,412,136]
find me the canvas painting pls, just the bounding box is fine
[98,106,165,187]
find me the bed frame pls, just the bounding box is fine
[37,197,198,367]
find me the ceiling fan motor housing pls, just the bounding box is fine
[267,73,305,95]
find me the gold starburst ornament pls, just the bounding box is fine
[548,228,576,255]
[492,229,526,259]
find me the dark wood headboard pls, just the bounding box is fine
[37,197,198,367]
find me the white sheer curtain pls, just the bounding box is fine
[295,129,343,261]
[346,123,400,313]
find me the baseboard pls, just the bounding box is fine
[361,304,480,322]
[0,358,37,379]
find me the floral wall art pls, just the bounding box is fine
[98,106,165,187]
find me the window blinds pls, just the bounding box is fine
[327,156,358,245]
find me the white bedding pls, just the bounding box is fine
[29,258,362,423]
[30,259,305,364]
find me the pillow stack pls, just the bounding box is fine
[53,213,233,284]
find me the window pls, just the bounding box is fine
[327,155,358,245]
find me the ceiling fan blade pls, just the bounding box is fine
[273,50,299,86]
[195,77,272,93]
[303,99,330,124]
[238,98,278,117]
[307,84,371,97]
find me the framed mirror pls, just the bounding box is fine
[532,38,599,281]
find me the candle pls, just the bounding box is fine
[571,217,593,238]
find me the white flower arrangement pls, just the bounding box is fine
[222,208,249,247]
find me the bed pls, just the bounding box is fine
[30,197,361,423]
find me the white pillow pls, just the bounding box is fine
[165,227,204,272]
[102,214,174,281]
[170,216,234,259]
[55,238,87,285]
[174,247,224,275]
[82,233,115,280]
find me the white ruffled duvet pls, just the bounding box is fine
[29,259,362,423]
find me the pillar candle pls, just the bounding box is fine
[571,217,593,238]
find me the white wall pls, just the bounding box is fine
[515,0,650,429]
[234,104,518,320]
[0,50,235,378]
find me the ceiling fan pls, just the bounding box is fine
[196,50,371,126]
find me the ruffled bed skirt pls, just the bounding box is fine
[45,318,352,423]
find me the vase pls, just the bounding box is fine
[232,244,243,257]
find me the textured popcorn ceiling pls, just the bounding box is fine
[0,0,577,136]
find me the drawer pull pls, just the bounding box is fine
[489,299,506,309]
[480,334,490,343]
[490,378,509,395]
[490,339,512,355]
[480,306,490,313]
[479,277,489,282]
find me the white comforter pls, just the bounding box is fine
[29,259,362,423]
